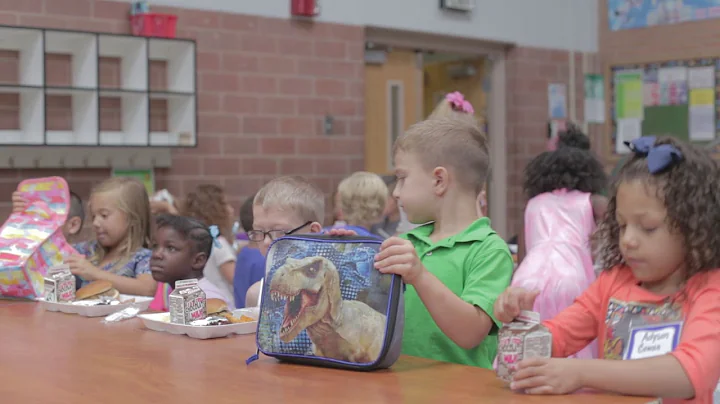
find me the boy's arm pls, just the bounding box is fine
[413,248,512,350]
[246,280,261,307]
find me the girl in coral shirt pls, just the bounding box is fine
[495,136,720,403]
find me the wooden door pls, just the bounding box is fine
[422,57,486,121]
[364,50,422,174]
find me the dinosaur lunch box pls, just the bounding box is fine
[247,235,404,371]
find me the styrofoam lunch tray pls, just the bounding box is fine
[40,295,153,317]
[138,308,259,340]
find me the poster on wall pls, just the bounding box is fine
[548,83,567,119]
[688,66,715,140]
[616,118,642,153]
[643,67,660,106]
[111,168,155,196]
[608,0,720,31]
[658,66,689,105]
[615,70,644,120]
[584,74,606,123]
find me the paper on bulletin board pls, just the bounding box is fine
[658,66,688,106]
[658,67,688,84]
[643,66,660,107]
[644,82,660,107]
[688,66,715,89]
[689,87,716,141]
[548,83,567,119]
[584,74,605,123]
[615,71,644,120]
[112,168,155,196]
[690,88,714,106]
[689,106,715,141]
[616,118,642,153]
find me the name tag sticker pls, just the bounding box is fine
[624,322,683,360]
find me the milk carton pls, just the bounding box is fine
[496,311,552,383]
[169,279,206,324]
[43,264,75,303]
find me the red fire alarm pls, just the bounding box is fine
[291,0,320,17]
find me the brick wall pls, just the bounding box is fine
[0,0,365,222]
[504,47,601,237]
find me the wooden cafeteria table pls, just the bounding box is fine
[0,301,658,404]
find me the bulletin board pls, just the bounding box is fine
[609,58,720,154]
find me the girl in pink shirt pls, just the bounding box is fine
[495,136,720,403]
[512,146,607,359]
[149,214,235,311]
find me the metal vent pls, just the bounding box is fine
[440,0,474,12]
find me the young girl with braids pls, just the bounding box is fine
[148,214,230,311]
[495,136,720,402]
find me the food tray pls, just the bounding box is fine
[138,308,259,339]
[40,295,153,317]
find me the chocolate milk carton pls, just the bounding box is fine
[496,310,552,383]
[43,264,75,303]
[169,279,206,324]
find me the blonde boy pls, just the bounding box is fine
[244,176,324,307]
[331,171,387,237]
[374,118,513,368]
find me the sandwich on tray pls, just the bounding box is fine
[206,298,254,324]
[75,280,120,301]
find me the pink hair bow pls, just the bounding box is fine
[445,91,474,114]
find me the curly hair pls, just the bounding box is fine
[523,146,607,199]
[155,213,214,258]
[181,184,233,242]
[558,123,591,150]
[594,136,720,280]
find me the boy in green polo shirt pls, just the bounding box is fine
[374,118,513,368]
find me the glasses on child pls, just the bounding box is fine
[247,221,311,242]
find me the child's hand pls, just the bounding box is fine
[493,287,540,323]
[66,255,103,281]
[510,357,583,395]
[11,191,28,213]
[374,237,425,285]
[325,228,357,237]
